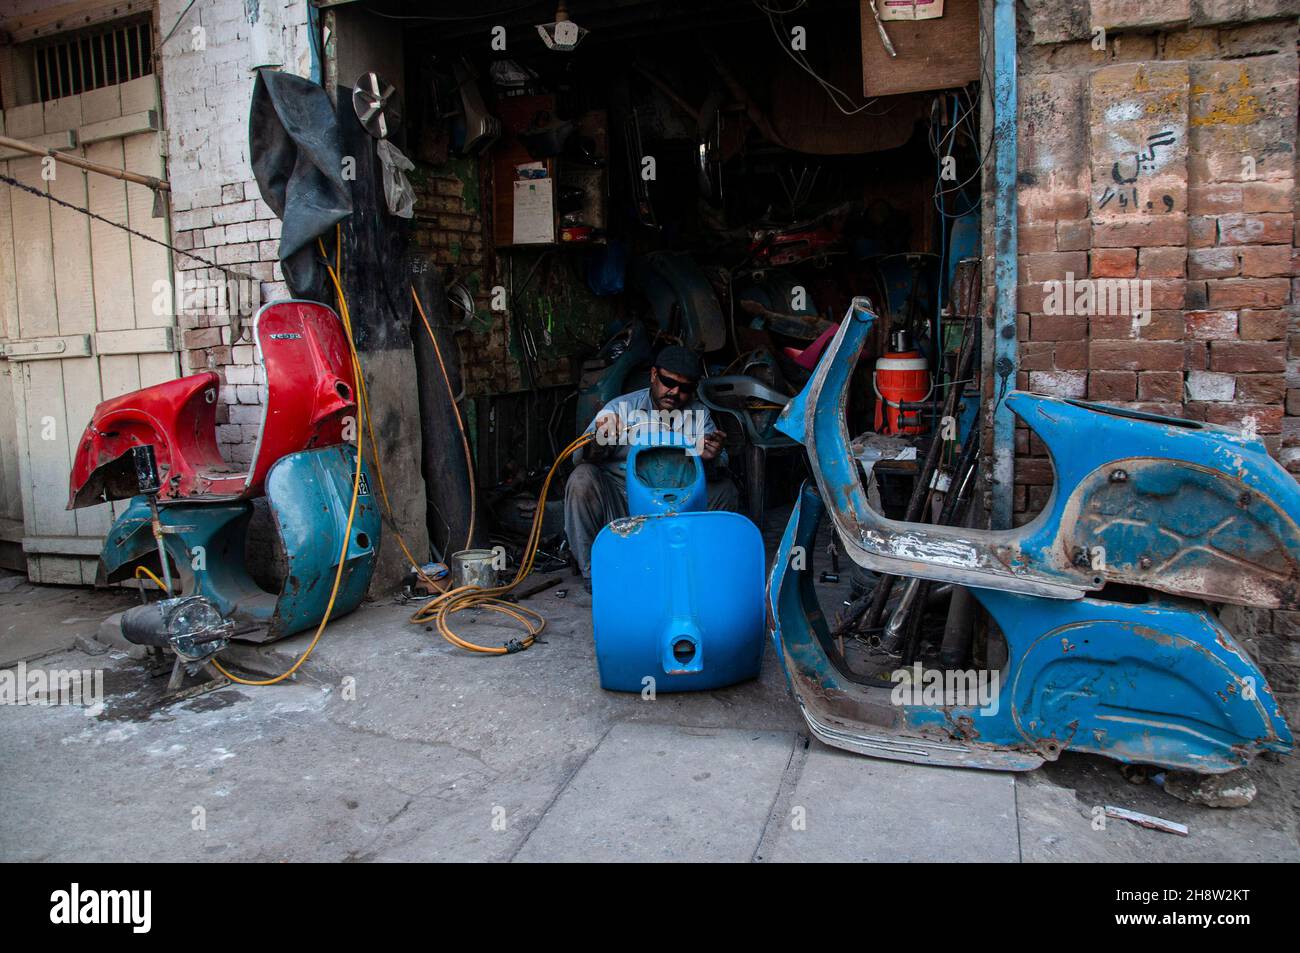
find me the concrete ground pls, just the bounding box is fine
[1,564,1298,863]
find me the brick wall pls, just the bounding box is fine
[1016,11,1296,513]
[408,156,599,398]
[158,0,311,466]
[1017,1,1300,724]
[408,156,516,397]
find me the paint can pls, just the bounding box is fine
[451,549,498,589]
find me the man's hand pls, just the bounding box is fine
[584,412,621,461]
[700,430,725,462]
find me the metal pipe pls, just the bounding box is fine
[880,576,922,654]
[990,0,1019,529]
[896,419,981,662]
[147,496,174,594]
[939,585,975,669]
[0,134,170,192]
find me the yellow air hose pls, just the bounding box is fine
[408,429,594,654]
[205,243,369,685]
[407,284,598,653]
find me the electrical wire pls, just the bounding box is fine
[755,1,884,117]
[0,171,254,284]
[160,0,199,47]
[929,90,987,218]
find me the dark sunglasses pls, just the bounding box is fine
[655,370,697,394]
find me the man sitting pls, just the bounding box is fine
[564,345,740,589]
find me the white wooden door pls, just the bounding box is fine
[0,74,178,584]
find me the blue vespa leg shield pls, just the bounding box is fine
[593,510,765,692]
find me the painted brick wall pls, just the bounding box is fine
[1015,13,1297,513]
[1018,1,1300,725]
[158,0,311,466]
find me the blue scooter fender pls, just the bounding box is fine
[625,433,706,516]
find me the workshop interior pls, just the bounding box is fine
[2,0,1299,858]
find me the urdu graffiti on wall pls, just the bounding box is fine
[1086,62,1190,224]
[1096,129,1178,213]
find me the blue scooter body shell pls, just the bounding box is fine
[767,484,1293,772]
[263,445,379,638]
[593,511,765,692]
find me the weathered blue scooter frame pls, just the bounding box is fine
[780,299,1300,608]
[768,298,1296,772]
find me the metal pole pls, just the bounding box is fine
[990,0,1019,529]
[0,134,170,192]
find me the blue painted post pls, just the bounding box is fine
[990,0,1018,529]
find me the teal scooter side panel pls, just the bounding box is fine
[97,498,273,622]
[592,511,764,692]
[264,445,379,640]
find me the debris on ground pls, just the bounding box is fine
[1104,805,1190,837]
[1161,769,1258,809]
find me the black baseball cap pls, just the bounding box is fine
[653,345,702,382]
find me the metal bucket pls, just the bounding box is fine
[451,549,498,589]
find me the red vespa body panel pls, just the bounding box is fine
[68,301,356,508]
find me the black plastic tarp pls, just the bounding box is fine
[249,69,352,298]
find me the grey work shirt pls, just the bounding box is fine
[578,387,720,480]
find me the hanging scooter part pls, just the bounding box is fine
[767,296,1295,773]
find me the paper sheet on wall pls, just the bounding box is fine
[880,0,943,20]
[513,179,555,244]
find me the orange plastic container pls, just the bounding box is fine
[873,350,931,435]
